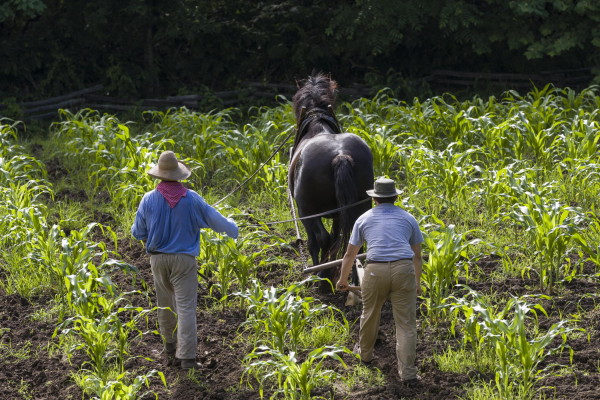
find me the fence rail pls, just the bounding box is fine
[427,68,592,88]
[0,82,373,121]
[0,69,593,121]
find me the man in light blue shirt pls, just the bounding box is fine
[337,177,423,386]
[132,151,238,370]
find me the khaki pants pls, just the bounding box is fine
[150,254,198,360]
[358,260,417,380]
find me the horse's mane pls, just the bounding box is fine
[292,73,338,123]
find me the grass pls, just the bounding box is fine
[434,346,495,374]
[342,363,387,391]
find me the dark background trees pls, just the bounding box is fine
[1,0,599,101]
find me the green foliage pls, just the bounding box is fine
[504,188,584,292]
[3,83,600,399]
[421,219,482,322]
[199,228,289,309]
[446,288,580,399]
[243,345,351,400]
[236,277,346,353]
[0,0,45,22]
[2,1,599,101]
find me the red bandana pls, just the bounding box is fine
[157,181,188,208]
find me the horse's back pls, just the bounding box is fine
[300,132,372,168]
[293,132,373,213]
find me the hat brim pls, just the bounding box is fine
[366,188,402,198]
[147,162,191,181]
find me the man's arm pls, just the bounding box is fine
[411,243,423,296]
[336,243,361,291]
[204,204,239,239]
[131,199,148,241]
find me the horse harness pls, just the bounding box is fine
[289,106,343,194]
[292,105,342,155]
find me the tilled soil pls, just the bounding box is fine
[1,242,599,399]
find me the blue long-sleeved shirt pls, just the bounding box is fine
[131,189,238,257]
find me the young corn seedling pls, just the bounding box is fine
[243,345,351,400]
[80,368,166,400]
[445,285,493,355]
[199,228,288,310]
[505,194,583,293]
[236,277,336,353]
[199,230,238,309]
[480,296,578,399]
[421,221,481,323]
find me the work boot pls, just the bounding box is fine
[402,375,422,388]
[181,359,202,370]
[165,342,178,367]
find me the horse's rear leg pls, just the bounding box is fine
[302,217,334,292]
[301,217,330,266]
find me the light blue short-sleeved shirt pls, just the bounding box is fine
[131,189,238,257]
[349,203,423,261]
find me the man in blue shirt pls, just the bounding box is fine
[336,177,423,386]
[132,151,238,370]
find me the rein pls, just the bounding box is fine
[212,125,296,206]
[212,104,364,230]
[247,197,371,227]
[213,105,341,207]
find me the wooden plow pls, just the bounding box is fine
[303,253,366,305]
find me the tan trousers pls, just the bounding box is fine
[358,260,417,380]
[150,254,198,360]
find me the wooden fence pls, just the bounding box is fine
[427,68,592,89]
[0,82,371,121]
[0,69,593,121]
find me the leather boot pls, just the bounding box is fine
[181,359,202,370]
[165,342,178,367]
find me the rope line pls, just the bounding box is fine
[248,197,371,227]
[212,125,296,206]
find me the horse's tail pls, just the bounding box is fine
[332,154,358,253]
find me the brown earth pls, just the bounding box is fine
[1,237,599,399]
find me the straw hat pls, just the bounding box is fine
[366,177,402,198]
[147,151,191,181]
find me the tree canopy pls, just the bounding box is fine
[1,0,599,100]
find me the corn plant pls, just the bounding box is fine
[81,369,166,400]
[199,228,289,309]
[243,345,351,400]
[354,125,405,177]
[573,212,600,270]
[445,286,493,354]
[446,288,578,399]
[474,163,557,218]
[59,301,153,382]
[0,123,56,297]
[558,115,600,162]
[421,220,482,322]
[482,297,577,399]
[0,180,51,250]
[555,160,600,210]
[504,194,584,292]
[236,277,338,352]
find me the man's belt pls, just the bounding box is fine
[367,258,412,263]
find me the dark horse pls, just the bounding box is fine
[289,74,374,283]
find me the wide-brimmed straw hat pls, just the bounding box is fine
[147,151,191,181]
[366,177,402,198]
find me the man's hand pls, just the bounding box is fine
[337,244,360,292]
[336,278,349,291]
[416,280,422,296]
